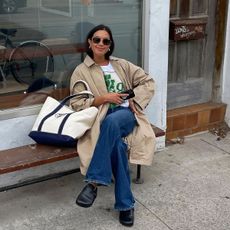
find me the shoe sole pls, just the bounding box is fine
[119,221,134,227]
[76,200,93,208]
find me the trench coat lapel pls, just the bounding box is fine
[90,66,108,95]
[110,59,132,89]
[84,56,108,95]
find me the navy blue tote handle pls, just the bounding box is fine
[37,79,94,131]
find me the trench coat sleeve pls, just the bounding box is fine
[119,59,155,111]
[69,66,95,111]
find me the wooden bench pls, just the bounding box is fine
[0,126,165,192]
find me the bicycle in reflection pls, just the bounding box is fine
[0,28,54,85]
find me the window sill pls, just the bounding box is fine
[0,87,69,120]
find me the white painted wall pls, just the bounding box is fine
[144,0,169,131]
[222,1,230,126]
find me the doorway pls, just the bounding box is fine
[167,0,217,109]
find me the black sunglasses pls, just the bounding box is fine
[92,37,111,46]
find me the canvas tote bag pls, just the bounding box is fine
[29,80,98,147]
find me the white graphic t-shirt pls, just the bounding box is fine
[101,63,129,108]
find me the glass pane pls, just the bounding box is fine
[179,0,190,18]
[187,40,204,79]
[41,0,70,13]
[170,0,178,17]
[191,0,208,16]
[175,41,188,82]
[168,41,176,82]
[0,0,142,110]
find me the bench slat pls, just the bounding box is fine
[0,126,165,175]
[0,144,78,174]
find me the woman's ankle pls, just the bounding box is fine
[89,182,97,188]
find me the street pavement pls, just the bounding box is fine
[0,131,230,230]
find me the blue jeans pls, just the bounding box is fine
[85,106,137,211]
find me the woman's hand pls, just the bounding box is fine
[92,92,128,107]
[104,92,128,104]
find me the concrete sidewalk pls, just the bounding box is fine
[0,131,230,230]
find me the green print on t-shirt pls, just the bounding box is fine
[104,74,124,93]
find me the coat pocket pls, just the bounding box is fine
[126,115,156,165]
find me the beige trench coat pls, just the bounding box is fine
[70,55,156,175]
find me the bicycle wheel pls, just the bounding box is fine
[9,40,54,85]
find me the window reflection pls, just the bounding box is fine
[0,0,141,110]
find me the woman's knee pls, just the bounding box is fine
[102,115,120,132]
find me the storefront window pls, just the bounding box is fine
[0,0,142,111]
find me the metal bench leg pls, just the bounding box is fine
[133,164,144,184]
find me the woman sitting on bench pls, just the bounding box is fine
[70,24,155,227]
